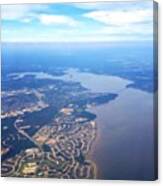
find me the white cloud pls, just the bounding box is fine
[82,8,153,41]
[1,5,32,20]
[1,5,79,27]
[1,4,49,22]
[38,14,78,27]
[1,3,153,42]
[84,9,152,26]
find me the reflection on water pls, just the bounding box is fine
[9,68,154,180]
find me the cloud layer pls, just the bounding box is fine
[1,1,154,42]
[84,9,152,26]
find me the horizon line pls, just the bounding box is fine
[1,40,153,43]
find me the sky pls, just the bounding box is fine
[1,0,154,42]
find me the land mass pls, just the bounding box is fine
[1,72,117,178]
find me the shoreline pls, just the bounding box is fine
[87,106,105,179]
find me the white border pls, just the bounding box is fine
[0,0,162,186]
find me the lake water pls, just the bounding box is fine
[9,68,131,93]
[88,88,154,180]
[8,68,155,180]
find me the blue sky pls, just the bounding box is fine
[1,1,153,42]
